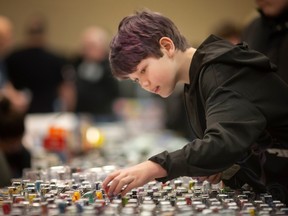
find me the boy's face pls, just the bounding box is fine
[128,55,178,98]
[128,38,178,98]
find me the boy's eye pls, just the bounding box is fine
[140,69,146,74]
[133,78,139,83]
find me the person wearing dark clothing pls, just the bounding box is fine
[242,0,288,84]
[4,15,68,113]
[71,26,119,120]
[72,57,119,118]
[152,35,288,202]
[5,48,66,113]
[103,10,288,204]
[0,15,29,113]
[0,93,31,187]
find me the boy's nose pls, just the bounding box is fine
[141,79,150,89]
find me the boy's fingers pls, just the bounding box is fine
[197,176,207,182]
[102,171,121,194]
[121,184,133,196]
[103,171,118,186]
[114,176,133,195]
[207,173,222,184]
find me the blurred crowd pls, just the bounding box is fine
[1,0,288,187]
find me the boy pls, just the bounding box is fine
[103,10,288,203]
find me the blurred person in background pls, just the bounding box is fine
[70,26,119,121]
[0,15,29,113]
[242,0,288,84]
[212,21,242,45]
[4,15,72,113]
[0,93,31,187]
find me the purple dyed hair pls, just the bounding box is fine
[109,10,190,79]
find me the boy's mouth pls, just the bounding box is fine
[154,86,160,94]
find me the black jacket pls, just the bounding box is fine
[149,35,288,187]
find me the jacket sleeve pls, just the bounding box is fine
[149,87,267,183]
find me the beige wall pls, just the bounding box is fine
[0,0,257,55]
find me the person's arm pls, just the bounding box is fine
[102,160,167,196]
[1,81,30,113]
[149,88,267,182]
[103,86,267,195]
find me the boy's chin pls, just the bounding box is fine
[158,91,173,98]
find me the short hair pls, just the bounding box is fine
[110,10,190,79]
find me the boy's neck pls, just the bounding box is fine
[176,47,196,84]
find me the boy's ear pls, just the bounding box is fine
[159,37,175,57]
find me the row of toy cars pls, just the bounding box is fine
[0,166,287,215]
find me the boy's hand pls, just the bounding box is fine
[102,160,167,196]
[198,172,222,184]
